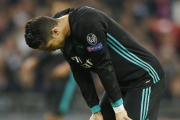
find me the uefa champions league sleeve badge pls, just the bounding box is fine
[86,33,97,45]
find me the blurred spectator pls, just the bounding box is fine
[170,73,180,98]
[0,57,8,91]
[156,0,171,18]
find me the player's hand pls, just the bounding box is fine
[90,111,104,120]
[115,110,132,120]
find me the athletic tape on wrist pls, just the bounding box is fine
[113,104,125,113]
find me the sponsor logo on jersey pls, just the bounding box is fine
[87,43,103,52]
[71,56,82,63]
[71,56,93,68]
[81,59,93,68]
[86,33,97,45]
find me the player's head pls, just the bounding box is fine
[25,16,57,49]
[24,16,66,53]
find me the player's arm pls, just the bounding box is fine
[51,61,71,79]
[62,52,101,114]
[76,12,131,119]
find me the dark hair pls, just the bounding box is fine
[24,16,58,49]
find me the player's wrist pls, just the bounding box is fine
[110,98,125,113]
[93,111,101,115]
[113,104,125,113]
[90,105,101,114]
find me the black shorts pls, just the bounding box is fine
[100,76,166,120]
[45,73,76,116]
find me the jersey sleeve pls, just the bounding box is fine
[62,51,101,113]
[76,12,123,107]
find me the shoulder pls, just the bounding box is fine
[70,6,107,35]
[52,8,75,18]
[70,6,101,24]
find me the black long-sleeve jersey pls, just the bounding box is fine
[52,6,165,112]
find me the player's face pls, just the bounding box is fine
[38,38,65,53]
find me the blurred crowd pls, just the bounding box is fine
[0,0,180,101]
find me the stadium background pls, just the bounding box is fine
[0,0,180,119]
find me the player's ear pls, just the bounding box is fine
[51,27,59,37]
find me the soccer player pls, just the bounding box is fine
[24,6,166,120]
